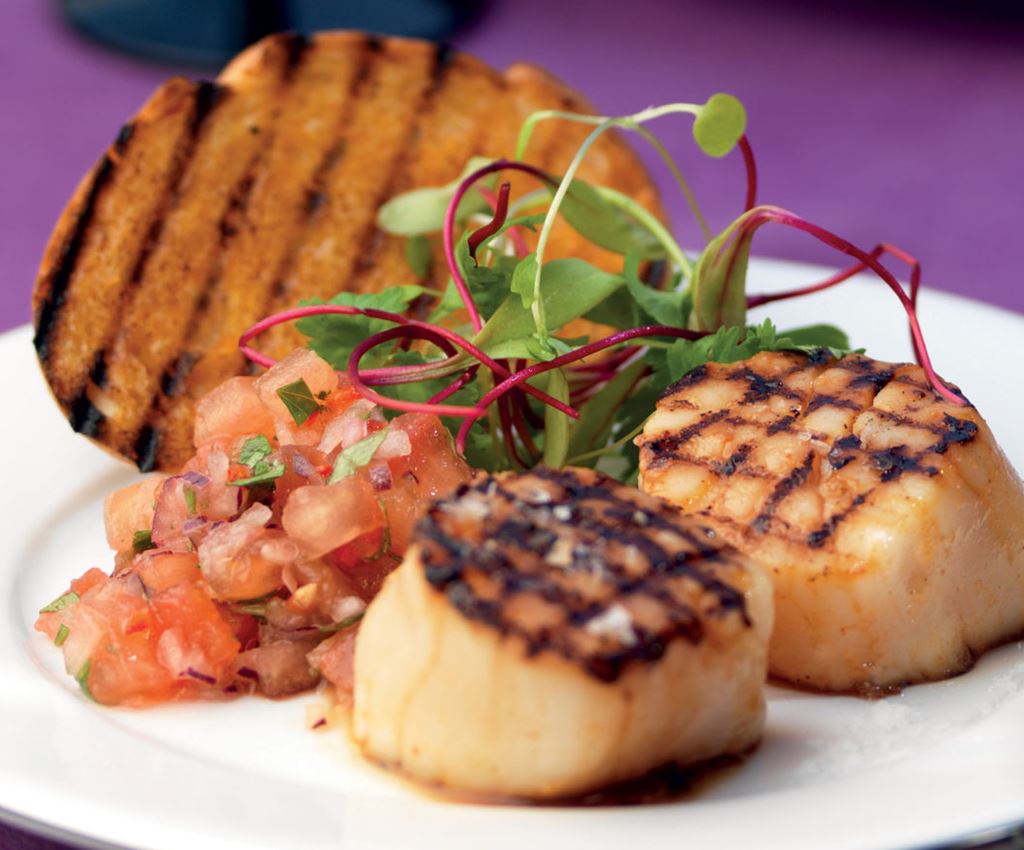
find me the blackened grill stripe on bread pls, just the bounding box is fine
[97,35,298,464]
[259,37,443,355]
[344,48,506,299]
[150,32,378,469]
[33,33,666,471]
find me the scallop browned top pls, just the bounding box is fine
[32,31,663,472]
[413,467,754,683]
[639,351,982,551]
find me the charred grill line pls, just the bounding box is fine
[732,368,802,405]
[33,155,115,363]
[806,395,860,413]
[417,470,749,682]
[642,409,730,467]
[807,493,868,548]
[751,451,815,533]
[87,81,225,454]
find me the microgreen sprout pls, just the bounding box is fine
[238,94,965,478]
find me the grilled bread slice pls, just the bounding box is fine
[638,351,1024,693]
[353,467,772,799]
[33,32,663,472]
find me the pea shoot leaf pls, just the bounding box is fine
[558,179,663,259]
[692,93,747,158]
[377,156,495,236]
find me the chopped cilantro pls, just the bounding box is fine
[39,590,79,614]
[229,462,285,488]
[238,435,273,467]
[132,529,155,554]
[328,430,389,484]
[54,624,70,647]
[276,378,323,426]
[318,612,365,634]
[183,486,197,517]
[75,660,95,701]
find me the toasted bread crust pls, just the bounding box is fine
[33,32,664,471]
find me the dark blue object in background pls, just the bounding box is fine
[59,0,477,67]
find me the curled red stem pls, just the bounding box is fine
[738,135,758,212]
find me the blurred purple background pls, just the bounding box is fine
[3,0,1024,342]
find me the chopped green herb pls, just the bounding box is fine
[75,660,95,701]
[318,612,365,634]
[184,486,197,517]
[238,435,273,467]
[232,435,285,487]
[39,590,79,614]
[276,378,323,426]
[328,430,389,484]
[132,529,155,554]
[54,624,70,647]
[229,461,286,488]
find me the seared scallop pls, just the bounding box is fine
[638,350,1024,693]
[353,467,772,799]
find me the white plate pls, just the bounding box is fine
[3,257,1024,850]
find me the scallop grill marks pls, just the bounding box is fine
[640,353,981,549]
[414,468,751,683]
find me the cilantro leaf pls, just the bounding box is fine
[184,486,197,517]
[229,461,286,488]
[76,659,95,701]
[54,624,70,647]
[132,529,155,554]
[328,430,389,484]
[40,590,80,614]
[296,286,431,370]
[238,436,273,467]
[276,379,323,426]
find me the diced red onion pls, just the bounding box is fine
[186,666,216,685]
[236,666,259,680]
[182,516,210,535]
[291,451,318,480]
[183,471,211,488]
[368,464,392,492]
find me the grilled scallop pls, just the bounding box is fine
[353,467,772,799]
[638,350,1024,693]
[33,31,662,472]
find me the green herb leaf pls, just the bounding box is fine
[623,250,687,326]
[377,156,495,236]
[76,659,95,701]
[692,93,747,158]
[567,360,649,461]
[509,252,539,308]
[184,486,197,517]
[132,529,155,554]
[297,286,431,370]
[774,323,854,353]
[40,590,80,614]
[558,179,663,259]
[328,430,389,484]
[318,612,365,634]
[229,461,286,488]
[276,378,323,426]
[405,235,433,279]
[54,624,70,647]
[688,213,755,331]
[475,259,625,352]
[238,436,273,467]
[542,368,571,468]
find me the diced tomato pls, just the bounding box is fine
[134,549,201,593]
[308,629,358,698]
[194,376,276,448]
[233,640,319,697]
[197,505,284,600]
[282,475,384,558]
[254,349,339,423]
[150,585,240,686]
[104,475,166,554]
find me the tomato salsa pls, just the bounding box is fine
[36,349,472,706]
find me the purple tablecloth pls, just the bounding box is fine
[4,1,1024,848]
